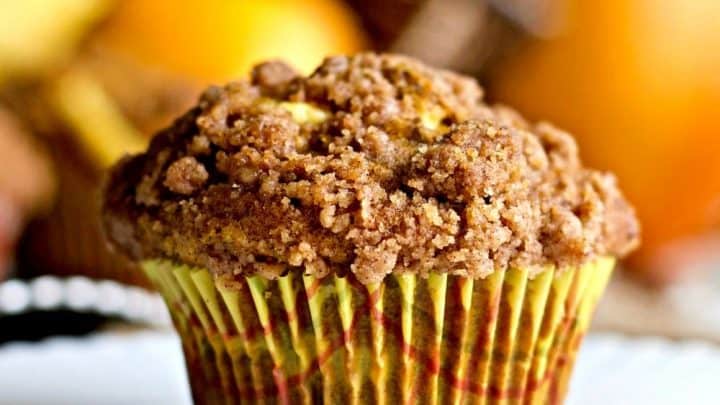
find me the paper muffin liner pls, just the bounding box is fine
[19,149,151,289]
[142,257,614,405]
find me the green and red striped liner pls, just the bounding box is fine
[143,256,614,405]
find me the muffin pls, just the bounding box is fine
[103,54,639,404]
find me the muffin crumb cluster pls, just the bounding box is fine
[103,53,639,283]
[163,156,208,195]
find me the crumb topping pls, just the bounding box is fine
[103,53,639,284]
[163,156,208,195]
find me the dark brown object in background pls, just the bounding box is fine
[390,0,490,71]
[349,0,565,75]
[346,0,420,48]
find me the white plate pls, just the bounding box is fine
[0,331,717,404]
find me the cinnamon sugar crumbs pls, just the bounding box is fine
[163,156,208,195]
[103,53,639,284]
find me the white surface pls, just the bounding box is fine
[0,330,191,405]
[567,335,720,405]
[0,331,718,404]
[594,270,720,343]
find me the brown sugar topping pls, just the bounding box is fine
[103,53,639,284]
[163,156,208,195]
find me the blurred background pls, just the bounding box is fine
[0,0,718,402]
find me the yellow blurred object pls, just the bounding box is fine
[0,0,109,81]
[490,0,720,281]
[96,0,367,82]
[51,69,146,167]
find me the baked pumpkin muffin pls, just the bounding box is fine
[103,54,639,404]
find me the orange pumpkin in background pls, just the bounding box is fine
[96,0,366,83]
[489,0,720,283]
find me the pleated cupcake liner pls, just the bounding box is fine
[142,257,614,405]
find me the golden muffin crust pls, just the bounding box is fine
[103,53,639,284]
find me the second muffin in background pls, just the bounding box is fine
[103,53,639,404]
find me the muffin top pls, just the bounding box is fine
[103,53,639,284]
